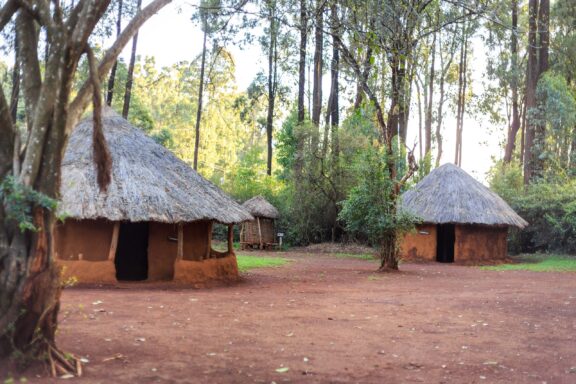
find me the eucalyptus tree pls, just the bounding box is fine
[0,0,171,374]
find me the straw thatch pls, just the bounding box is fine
[401,163,528,228]
[242,196,280,219]
[59,108,253,224]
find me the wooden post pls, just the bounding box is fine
[177,223,184,260]
[257,217,263,249]
[228,224,234,254]
[206,221,213,259]
[107,222,120,261]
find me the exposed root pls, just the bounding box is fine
[48,344,83,378]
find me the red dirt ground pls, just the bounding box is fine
[3,252,576,383]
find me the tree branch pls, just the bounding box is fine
[0,0,18,32]
[85,46,112,192]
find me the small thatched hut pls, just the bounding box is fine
[400,163,528,263]
[240,196,279,250]
[55,108,253,284]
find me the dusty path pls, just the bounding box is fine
[6,252,576,383]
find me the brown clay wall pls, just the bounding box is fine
[455,225,508,262]
[183,221,210,261]
[173,254,239,285]
[400,224,437,261]
[54,219,113,261]
[58,260,117,284]
[147,222,179,281]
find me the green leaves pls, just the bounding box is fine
[0,176,58,232]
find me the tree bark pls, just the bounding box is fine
[265,5,277,176]
[193,29,208,171]
[425,32,435,157]
[311,0,323,139]
[123,0,142,118]
[297,0,307,124]
[523,0,539,184]
[106,0,123,106]
[503,0,520,164]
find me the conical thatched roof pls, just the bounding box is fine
[58,108,253,224]
[401,163,528,228]
[242,196,280,219]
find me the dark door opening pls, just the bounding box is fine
[115,222,149,281]
[436,224,455,263]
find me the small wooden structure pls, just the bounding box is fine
[399,163,528,263]
[240,196,280,250]
[55,108,253,284]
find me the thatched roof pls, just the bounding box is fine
[401,163,528,228]
[242,196,280,219]
[58,108,253,224]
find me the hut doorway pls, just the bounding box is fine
[115,222,149,281]
[436,224,455,263]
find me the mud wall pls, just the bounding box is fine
[147,222,179,280]
[54,219,113,261]
[455,225,508,262]
[183,221,210,261]
[400,224,437,261]
[173,254,239,285]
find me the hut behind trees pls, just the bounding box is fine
[240,196,280,249]
[55,108,253,284]
[400,163,528,263]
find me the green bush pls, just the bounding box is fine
[490,163,576,254]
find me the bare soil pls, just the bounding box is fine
[3,252,576,383]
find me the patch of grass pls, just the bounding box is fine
[236,254,289,272]
[482,254,576,272]
[333,253,376,261]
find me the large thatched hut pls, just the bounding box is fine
[55,108,253,284]
[400,163,528,263]
[240,196,279,250]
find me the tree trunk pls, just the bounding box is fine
[311,0,323,137]
[415,78,423,161]
[297,0,307,124]
[425,32,435,157]
[122,0,142,118]
[193,29,208,171]
[454,18,468,166]
[523,0,539,184]
[106,0,123,106]
[532,0,549,177]
[265,8,277,176]
[503,0,520,164]
[379,231,399,271]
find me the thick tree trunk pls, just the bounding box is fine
[106,0,123,106]
[532,0,549,177]
[523,0,539,184]
[379,231,399,271]
[122,0,142,118]
[311,0,323,147]
[193,29,208,171]
[504,0,520,164]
